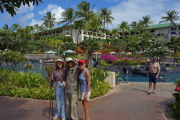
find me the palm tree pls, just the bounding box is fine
[11,23,21,32]
[118,21,129,38]
[99,8,114,29]
[160,10,180,41]
[2,24,11,30]
[166,36,180,66]
[139,15,154,28]
[59,7,77,25]
[76,1,95,23]
[59,7,77,42]
[34,24,39,32]
[42,12,56,29]
[74,19,84,46]
[110,28,120,50]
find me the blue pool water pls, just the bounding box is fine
[118,73,180,83]
[1,61,180,82]
[0,61,52,77]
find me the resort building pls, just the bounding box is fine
[33,25,111,43]
[119,23,180,42]
[33,23,180,43]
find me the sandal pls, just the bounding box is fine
[152,92,156,95]
[147,92,151,95]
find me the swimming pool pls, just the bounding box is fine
[0,61,52,77]
[118,73,180,83]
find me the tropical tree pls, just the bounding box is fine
[99,8,114,29]
[166,36,180,65]
[2,24,11,30]
[42,12,56,29]
[11,23,21,32]
[109,28,120,50]
[59,7,77,41]
[80,38,100,67]
[160,10,180,41]
[139,15,154,28]
[76,1,95,23]
[33,24,39,32]
[0,0,43,16]
[74,19,85,45]
[118,21,129,38]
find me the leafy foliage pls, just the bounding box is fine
[0,69,51,99]
[90,68,110,98]
[0,0,43,16]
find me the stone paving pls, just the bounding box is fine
[0,82,178,120]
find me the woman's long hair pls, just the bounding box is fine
[55,61,64,69]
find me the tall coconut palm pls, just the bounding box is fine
[33,24,39,32]
[59,7,77,42]
[166,36,180,66]
[59,7,77,25]
[110,28,120,50]
[11,23,21,32]
[42,12,56,29]
[99,8,114,29]
[2,24,11,30]
[160,10,180,41]
[118,21,129,38]
[76,1,95,23]
[74,19,84,45]
[139,15,154,28]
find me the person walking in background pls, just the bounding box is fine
[147,57,160,95]
[65,57,80,120]
[50,59,66,120]
[78,60,91,120]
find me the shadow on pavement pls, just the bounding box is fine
[0,96,32,120]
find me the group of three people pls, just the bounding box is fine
[50,57,91,120]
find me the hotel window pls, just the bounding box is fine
[171,27,176,30]
[171,32,176,34]
[150,30,154,32]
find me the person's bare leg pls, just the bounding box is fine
[153,83,156,93]
[149,82,152,92]
[82,100,90,120]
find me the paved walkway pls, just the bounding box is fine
[0,82,178,120]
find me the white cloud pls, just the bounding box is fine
[16,3,34,15]
[29,19,43,26]
[38,4,65,22]
[108,0,180,29]
[18,13,34,27]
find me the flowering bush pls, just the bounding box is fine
[167,79,180,117]
[101,54,147,65]
[175,87,180,93]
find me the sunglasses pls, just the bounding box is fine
[78,62,83,66]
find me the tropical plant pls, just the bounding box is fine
[76,1,95,23]
[99,8,114,29]
[139,15,154,28]
[160,10,180,41]
[0,0,43,16]
[42,12,56,29]
[118,21,129,38]
[166,36,180,65]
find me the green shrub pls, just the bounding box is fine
[90,68,110,98]
[167,79,180,117]
[167,101,180,117]
[0,69,51,99]
[177,59,180,63]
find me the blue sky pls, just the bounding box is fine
[1,0,180,29]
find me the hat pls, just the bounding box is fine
[56,59,64,62]
[153,57,157,60]
[65,57,74,62]
[78,60,86,63]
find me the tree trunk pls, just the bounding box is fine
[166,22,171,42]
